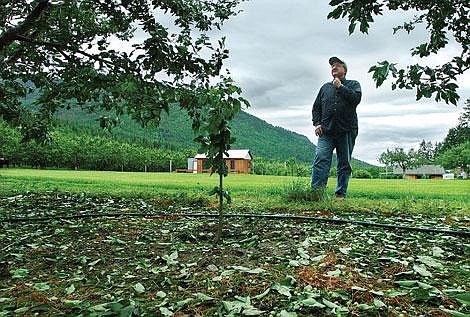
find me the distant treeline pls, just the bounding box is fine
[0,119,380,177]
[252,157,381,178]
[0,120,190,172]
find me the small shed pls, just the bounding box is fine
[195,150,253,174]
[393,165,445,179]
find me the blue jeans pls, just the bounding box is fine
[311,129,357,197]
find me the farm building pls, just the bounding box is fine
[194,149,253,174]
[393,165,445,179]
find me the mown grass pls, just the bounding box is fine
[1,172,469,316]
[0,168,469,216]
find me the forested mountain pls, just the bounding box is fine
[57,106,373,167]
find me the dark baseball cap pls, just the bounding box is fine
[329,56,347,71]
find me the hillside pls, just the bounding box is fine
[56,106,373,167]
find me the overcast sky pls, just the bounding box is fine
[212,0,469,164]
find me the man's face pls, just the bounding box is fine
[331,63,346,79]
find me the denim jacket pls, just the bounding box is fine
[312,78,361,133]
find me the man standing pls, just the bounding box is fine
[311,57,362,199]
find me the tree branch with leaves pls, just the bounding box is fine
[328,0,469,105]
[1,0,246,138]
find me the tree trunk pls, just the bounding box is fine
[215,172,224,244]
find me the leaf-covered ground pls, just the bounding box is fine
[1,193,469,316]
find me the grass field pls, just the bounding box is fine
[1,169,469,316]
[0,168,469,216]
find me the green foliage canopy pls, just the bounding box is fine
[415,139,439,166]
[0,0,248,173]
[438,142,470,174]
[328,0,469,105]
[378,147,417,176]
[436,100,470,172]
[439,99,470,153]
[0,119,189,171]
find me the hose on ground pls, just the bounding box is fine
[1,212,469,238]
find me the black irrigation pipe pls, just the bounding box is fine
[1,212,469,238]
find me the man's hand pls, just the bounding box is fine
[315,126,323,137]
[333,77,342,88]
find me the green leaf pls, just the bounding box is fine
[359,19,370,33]
[88,258,101,266]
[89,303,109,312]
[209,186,219,196]
[373,299,386,308]
[454,292,470,306]
[242,307,265,316]
[232,266,265,274]
[416,282,433,289]
[439,308,470,317]
[369,61,394,87]
[413,264,432,277]
[327,268,341,277]
[159,307,173,316]
[348,23,356,35]
[10,268,28,279]
[109,302,124,312]
[396,280,418,287]
[332,290,349,300]
[118,305,136,317]
[223,299,251,314]
[163,251,179,266]
[280,310,297,317]
[329,0,344,6]
[194,292,214,301]
[63,299,83,306]
[133,282,145,294]
[370,290,384,296]
[65,284,75,295]
[322,298,339,309]
[156,291,166,298]
[223,190,232,204]
[288,260,300,267]
[222,300,238,313]
[253,288,270,300]
[272,284,291,297]
[387,290,408,297]
[176,298,193,309]
[297,247,310,259]
[417,255,443,269]
[301,298,325,308]
[432,247,445,258]
[34,282,50,291]
[282,275,296,286]
[357,303,373,310]
[311,254,326,262]
[14,307,29,314]
[29,304,51,313]
[322,298,348,313]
